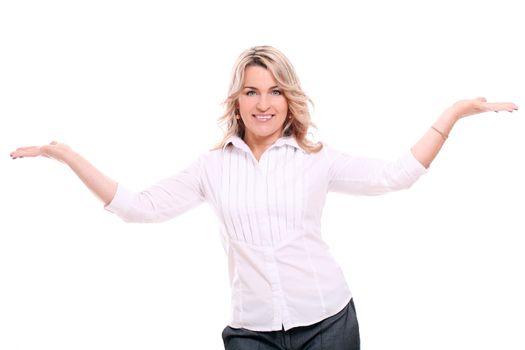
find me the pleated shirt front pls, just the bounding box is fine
[105,135,427,331]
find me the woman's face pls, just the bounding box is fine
[237,65,289,147]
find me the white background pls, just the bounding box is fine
[1,0,524,349]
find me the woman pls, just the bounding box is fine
[10,46,518,350]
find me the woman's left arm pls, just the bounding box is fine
[411,97,518,168]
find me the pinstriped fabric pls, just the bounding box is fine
[253,163,267,246]
[265,151,278,245]
[220,149,239,241]
[283,146,294,235]
[218,141,317,246]
[292,146,306,232]
[219,141,308,247]
[244,156,260,246]
[274,146,287,242]
[238,152,254,245]
[231,151,247,243]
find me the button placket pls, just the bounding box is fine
[265,250,289,330]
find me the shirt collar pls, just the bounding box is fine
[223,135,304,153]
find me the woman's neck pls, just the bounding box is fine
[243,133,281,161]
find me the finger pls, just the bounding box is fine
[10,145,44,159]
[489,102,519,113]
[10,147,42,158]
[10,151,26,159]
[476,97,487,102]
[16,147,40,153]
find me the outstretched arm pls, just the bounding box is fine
[10,141,117,205]
[411,97,518,168]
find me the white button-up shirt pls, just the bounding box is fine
[105,135,427,331]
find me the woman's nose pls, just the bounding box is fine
[256,95,270,111]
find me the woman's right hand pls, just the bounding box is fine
[10,141,72,162]
[10,141,118,204]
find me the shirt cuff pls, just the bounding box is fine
[104,183,134,216]
[399,150,428,180]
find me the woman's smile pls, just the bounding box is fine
[253,114,274,121]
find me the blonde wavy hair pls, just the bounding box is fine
[215,46,322,153]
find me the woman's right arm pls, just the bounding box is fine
[11,141,206,223]
[10,141,118,205]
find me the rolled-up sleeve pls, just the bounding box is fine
[104,155,206,223]
[326,147,427,196]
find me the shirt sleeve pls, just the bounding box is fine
[326,146,428,196]
[104,155,206,223]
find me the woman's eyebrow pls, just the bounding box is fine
[243,85,280,90]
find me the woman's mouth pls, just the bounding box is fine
[253,114,274,122]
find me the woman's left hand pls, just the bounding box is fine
[448,97,518,121]
[411,97,519,168]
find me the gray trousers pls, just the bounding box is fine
[221,299,360,350]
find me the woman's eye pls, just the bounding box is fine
[246,90,256,96]
[271,90,282,96]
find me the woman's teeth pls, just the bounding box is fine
[254,115,273,120]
